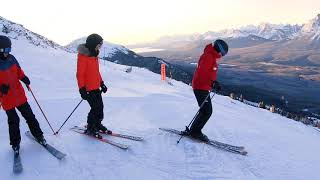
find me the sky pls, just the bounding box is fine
[1,0,319,45]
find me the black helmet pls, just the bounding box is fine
[85,33,103,50]
[213,39,228,56]
[0,35,11,52]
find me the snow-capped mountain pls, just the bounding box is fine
[66,37,129,58]
[130,15,320,51]
[205,15,319,42]
[302,14,320,33]
[255,23,301,40]
[131,14,320,61]
[300,14,320,42]
[0,16,70,52]
[197,23,301,42]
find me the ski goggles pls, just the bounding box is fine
[0,47,11,53]
[216,42,226,56]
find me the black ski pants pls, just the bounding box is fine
[5,102,43,147]
[86,90,104,126]
[190,90,212,133]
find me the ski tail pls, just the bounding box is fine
[13,152,23,174]
[25,131,66,160]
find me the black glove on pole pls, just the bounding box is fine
[211,81,221,92]
[79,87,88,100]
[21,76,30,86]
[100,81,108,93]
[0,84,9,95]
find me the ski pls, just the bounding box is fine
[70,127,129,150]
[159,128,244,150]
[159,128,248,156]
[25,131,66,160]
[74,126,144,141]
[13,152,23,174]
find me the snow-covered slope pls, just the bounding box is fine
[0,16,70,52]
[1,22,320,180]
[66,37,129,58]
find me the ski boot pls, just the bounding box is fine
[85,124,102,139]
[190,130,209,142]
[181,126,191,136]
[12,145,20,155]
[97,123,112,135]
[36,135,47,146]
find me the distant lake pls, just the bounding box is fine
[188,63,238,67]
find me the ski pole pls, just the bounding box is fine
[27,86,56,135]
[54,99,83,135]
[177,91,215,144]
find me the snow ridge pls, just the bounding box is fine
[66,37,129,58]
[0,16,70,52]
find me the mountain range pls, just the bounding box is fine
[130,14,320,73]
[129,14,320,50]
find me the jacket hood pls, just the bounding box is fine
[77,44,90,56]
[204,44,222,59]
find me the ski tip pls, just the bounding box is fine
[70,126,79,129]
[13,157,23,174]
[57,154,67,160]
[131,137,144,141]
[241,151,248,156]
[159,127,171,131]
[114,144,129,150]
[13,169,23,174]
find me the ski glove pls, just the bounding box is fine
[79,87,88,100]
[211,81,221,92]
[100,81,108,93]
[0,84,9,95]
[21,76,30,86]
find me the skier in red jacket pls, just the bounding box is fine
[0,35,46,153]
[188,39,228,141]
[76,34,109,138]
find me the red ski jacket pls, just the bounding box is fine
[0,55,27,111]
[192,44,222,91]
[76,44,103,91]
